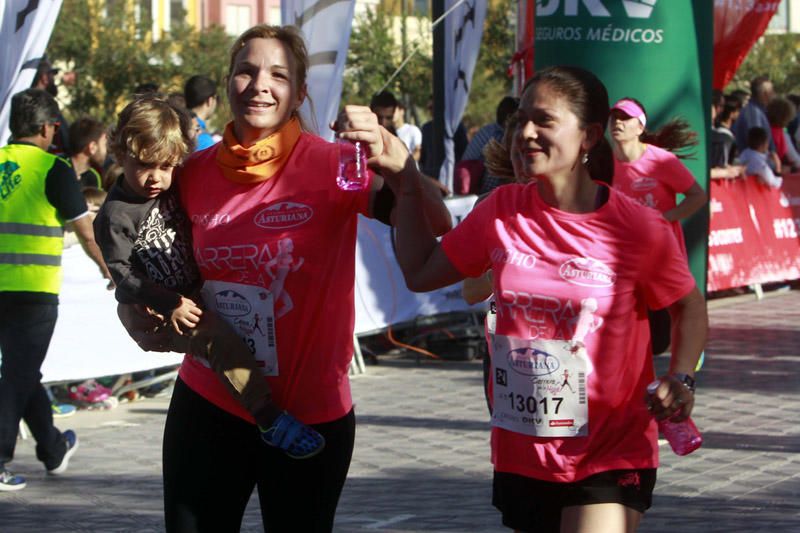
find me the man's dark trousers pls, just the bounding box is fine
[0,297,67,470]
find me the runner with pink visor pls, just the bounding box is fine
[611,98,647,127]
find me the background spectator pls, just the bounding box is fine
[786,94,800,147]
[729,88,750,109]
[733,76,776,156]
[183,75,218,151]
[711,102,739,169]
[30,58,69,153]
[393,102,422,161]
[369,90,398,135]
[766,96,800,171]
[133,83,159,97]
[739,127,783,189]
[66,118,108,190]
[712,89,725,119]
[460,96,519,195]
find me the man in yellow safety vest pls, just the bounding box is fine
[0,88,112,491]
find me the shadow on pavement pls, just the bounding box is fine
[700,431,800,453]
[357,414,489,432]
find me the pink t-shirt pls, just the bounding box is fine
[177,133,372,425]
[613,144,697,257]
[441,183,696,483]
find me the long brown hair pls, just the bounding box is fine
[620,96,698,158]
[483,112,522,182]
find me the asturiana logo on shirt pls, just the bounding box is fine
[214,289,252,317]
[254,201,313,229]
[507,347,560,377]
[559,257,616,287]
[630,176,658,191]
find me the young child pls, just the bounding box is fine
[93,95,324,458]
[738,127,784,189]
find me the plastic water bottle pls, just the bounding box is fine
[647,380,703,456]
[336,139,369,191]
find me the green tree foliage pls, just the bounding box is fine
[47,0,233,127]
[343,1,514,129]
[730,34,800,95]
[341,6,400,106]
[342,4,432,123]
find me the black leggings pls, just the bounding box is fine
[163,378,355,533]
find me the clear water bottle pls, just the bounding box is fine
[336,139,369,191]
[647,380,703,456]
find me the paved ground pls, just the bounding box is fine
[1,290,798,532]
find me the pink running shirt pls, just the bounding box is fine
[441,183,696,483]
[177,133,372,425]
[613,144,698,257]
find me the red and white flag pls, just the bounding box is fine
[714,0,779,89]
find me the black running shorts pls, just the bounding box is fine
[492,468,657,533]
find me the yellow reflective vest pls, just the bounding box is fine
[0,144,66,295]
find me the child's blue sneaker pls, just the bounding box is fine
[260,413,325,459]
[0,468,26,491]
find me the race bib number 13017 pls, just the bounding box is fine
[492,335,590,438]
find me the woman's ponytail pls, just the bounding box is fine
[640,117,698,158]
[588,136,614,185]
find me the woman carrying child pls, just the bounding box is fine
[119,24,450,532]
[95,93,330,463]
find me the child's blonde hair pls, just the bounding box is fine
[109,95,194,165]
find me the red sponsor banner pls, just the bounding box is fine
[708,174,800,291]
[713,1,780,89]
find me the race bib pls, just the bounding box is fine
[492,335,590,437]
[201,280,278,376]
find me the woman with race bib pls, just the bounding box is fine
[607,96,707,356]
[121,24,450,532]
[365,66,707,532]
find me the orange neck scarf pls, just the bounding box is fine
[216,117,302,184]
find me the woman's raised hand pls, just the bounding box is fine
[334,105,415,187]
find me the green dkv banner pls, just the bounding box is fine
[534,0,713,292]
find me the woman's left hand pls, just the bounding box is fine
[334,105,414,187]
[646,374,695,422]
[117,303,175,352]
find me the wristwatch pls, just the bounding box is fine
[672,372,696,393]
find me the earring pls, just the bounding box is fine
[581,152,589,165]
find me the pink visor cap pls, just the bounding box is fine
[611,99,646,128]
